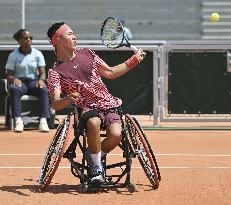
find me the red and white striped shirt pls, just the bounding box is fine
[48,48,122,110]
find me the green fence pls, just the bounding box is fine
[168,51,231,114]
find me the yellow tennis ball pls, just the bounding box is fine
[210,12,220,22]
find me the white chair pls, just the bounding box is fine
[4,79,55,130]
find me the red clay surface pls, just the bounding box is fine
[0,123,231,205]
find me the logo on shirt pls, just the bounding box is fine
[73,64,79,69]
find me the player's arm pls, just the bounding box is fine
[50,88,78,111]
[99,48,145,79]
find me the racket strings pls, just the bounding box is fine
[101,18,124,48]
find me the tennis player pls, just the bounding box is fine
[47,22,145,185]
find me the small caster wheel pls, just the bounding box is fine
[78,184,88,193]
[126,183,136,193]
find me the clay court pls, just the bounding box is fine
[0,116,231,205]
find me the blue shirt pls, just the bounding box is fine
[5,47,46,80]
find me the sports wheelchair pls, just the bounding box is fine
[39,107,161,193]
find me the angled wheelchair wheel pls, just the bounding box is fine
[39,115,73,190]
[125,114,161,189]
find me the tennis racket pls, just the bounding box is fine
[101,17,139,53]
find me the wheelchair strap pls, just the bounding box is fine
[78,109,102,131]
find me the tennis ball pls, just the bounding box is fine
[210,12,220,22]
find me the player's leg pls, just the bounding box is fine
[86,117,105,184]
[101,108,122,154]
[86,117,101,154]
[101,123,122,154]
[80,109,104,184]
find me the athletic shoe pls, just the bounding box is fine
[90,165,105,185]
[39,121,50,132]
[15,120,24,132]
[85,149,105,185]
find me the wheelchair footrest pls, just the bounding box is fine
[81,181,136,193]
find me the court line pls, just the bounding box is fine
[1,154,230,169]
[0,153,230,170]
[0,166,231,169]
[158,154,231,157]
[1,153,231,157]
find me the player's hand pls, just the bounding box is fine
[135,48,146,62]
[14,78,22,87]
[66,92,79,104]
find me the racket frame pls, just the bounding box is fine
[101,16,138,53]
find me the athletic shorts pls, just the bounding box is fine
[79,107,122,130]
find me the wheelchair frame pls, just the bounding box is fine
[39,108,161,193]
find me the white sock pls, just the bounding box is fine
[91,151,102,168]
[40,118,47,123]
[15,117,23,123]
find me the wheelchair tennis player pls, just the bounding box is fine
[46,22,145,185]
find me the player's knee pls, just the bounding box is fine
[115,132,122,143]
[87,117,101,132]
[108,129,122,143]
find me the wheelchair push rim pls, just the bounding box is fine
[39,115,73,190]
[125,114,161,189]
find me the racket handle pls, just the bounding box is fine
[129,44,139,53]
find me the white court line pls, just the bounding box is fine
[157,154,231,157]
[1,153,231,157]
[1,154,230,169]
[0,166,231,169]
[0,154,44,156]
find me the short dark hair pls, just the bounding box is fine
[47,22,65,41]
[13,29,28,40]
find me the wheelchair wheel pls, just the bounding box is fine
[125,114,161,189]
[39,115,73,190]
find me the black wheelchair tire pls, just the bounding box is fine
[39,115,73,190]
[125,114,161,189]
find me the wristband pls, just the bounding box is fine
[125,55,140,69]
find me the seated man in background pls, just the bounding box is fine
[5,29,50,132]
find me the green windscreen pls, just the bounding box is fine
[96,50,153,114]
[168,51,231,114]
